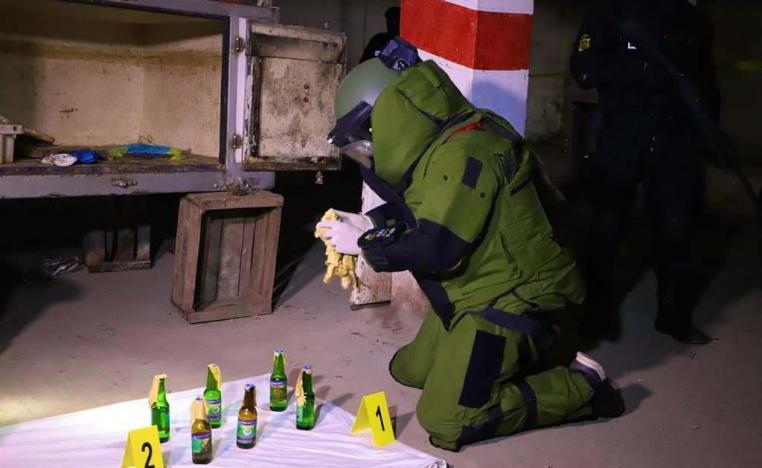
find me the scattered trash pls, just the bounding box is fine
[72,149,98,164]
[42,256,81,278]
[41,153,77,167]
[108,143,187,161]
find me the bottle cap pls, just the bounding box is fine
[275,347,284,354]
[245,383,255,391]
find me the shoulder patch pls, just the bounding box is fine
[462,156,483,189]
[578,33,592,52]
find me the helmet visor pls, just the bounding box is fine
[328,101,373,147]
[339,139,373,169]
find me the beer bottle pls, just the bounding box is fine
[191,397,213,464]
[236,384,258,449]
[203,364,222,429]
[148,374,170,443]
[295,365,316,430]
[269,348,288,411]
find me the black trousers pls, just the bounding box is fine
[586,126,704,329]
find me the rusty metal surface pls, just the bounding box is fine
[244,23,344,171]
[0,155,222,176]
[0,171,231,199]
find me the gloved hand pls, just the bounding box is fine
[315,219,364,256]
[333,210,374,231]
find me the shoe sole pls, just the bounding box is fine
[574,352,606,381]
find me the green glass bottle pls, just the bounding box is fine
[296,365,316,430]
[269,348,288,411]
[149,374,170,443]
[191,397,213,464]
[236,384,258,449]
[203,364,222,429]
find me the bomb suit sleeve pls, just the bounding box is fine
[360,146,500,274]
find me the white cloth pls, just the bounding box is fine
[0,374,446,468]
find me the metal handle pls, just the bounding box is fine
[111,177,138,188]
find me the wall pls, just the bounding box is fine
[703,0,762,159]
[526,0,589,141]
[273,0,762,157]
[0,0,224,157]
[273,0,400,68]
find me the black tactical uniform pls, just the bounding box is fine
[570,0,719,344]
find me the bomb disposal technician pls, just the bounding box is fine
[317,41,625,451]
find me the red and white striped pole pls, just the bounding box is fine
[401,0,534,135]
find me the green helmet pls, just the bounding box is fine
[334,58,401,120]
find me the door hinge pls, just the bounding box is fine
[234,36,248,54]
[231,134,243,149]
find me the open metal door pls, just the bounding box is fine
[244,22,345,171]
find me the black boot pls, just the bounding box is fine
[570,352,625,418]
[655,284,711,345]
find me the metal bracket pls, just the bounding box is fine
[231,134,243,149]
[234,36,248,54]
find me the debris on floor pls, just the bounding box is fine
[41,256,81,278]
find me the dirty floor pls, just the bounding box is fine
[1,166,761,467]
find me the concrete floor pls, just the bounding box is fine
[1,169,761,467]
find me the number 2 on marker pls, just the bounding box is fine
[375,405,385,432]
[142,442,156,468]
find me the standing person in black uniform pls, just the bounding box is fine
[570,0,719,345]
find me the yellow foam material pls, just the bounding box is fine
[191,397,209,422]
[295,369,305,407]
[148,374,167,408]
[208,364,221,387]
[314,209,359,291]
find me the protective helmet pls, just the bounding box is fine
[328,38,419,168]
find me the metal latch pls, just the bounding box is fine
[111,177,137,188]
[234,36,247,54]
[231,134,243,149]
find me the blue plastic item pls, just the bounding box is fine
[72,150,98,164]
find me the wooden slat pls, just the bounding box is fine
[135,225,151,262]
[217,214,245,300]
[114,228,135,262]
[171,199,189,308]
[186,191,283,211]
[172,198,204,312]
[251,205,281,315]
[198,213,223,308]
[238,213,258,295]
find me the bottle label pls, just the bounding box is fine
[270,380,287,402]
[237,419,257,444]
[206,398,222,423]
[191,432,211,454]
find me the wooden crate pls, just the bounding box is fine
[172,191,283,323]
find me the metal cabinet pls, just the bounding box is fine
[0,0,346,199]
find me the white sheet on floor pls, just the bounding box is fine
[0,374,446,468]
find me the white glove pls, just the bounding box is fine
[333,210,373,232]
[315,219,364,256]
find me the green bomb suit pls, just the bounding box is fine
[358,60,595,451]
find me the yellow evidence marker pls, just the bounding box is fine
[351,391,395,447]
[121,426,165,468]
[315,209,360,291]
